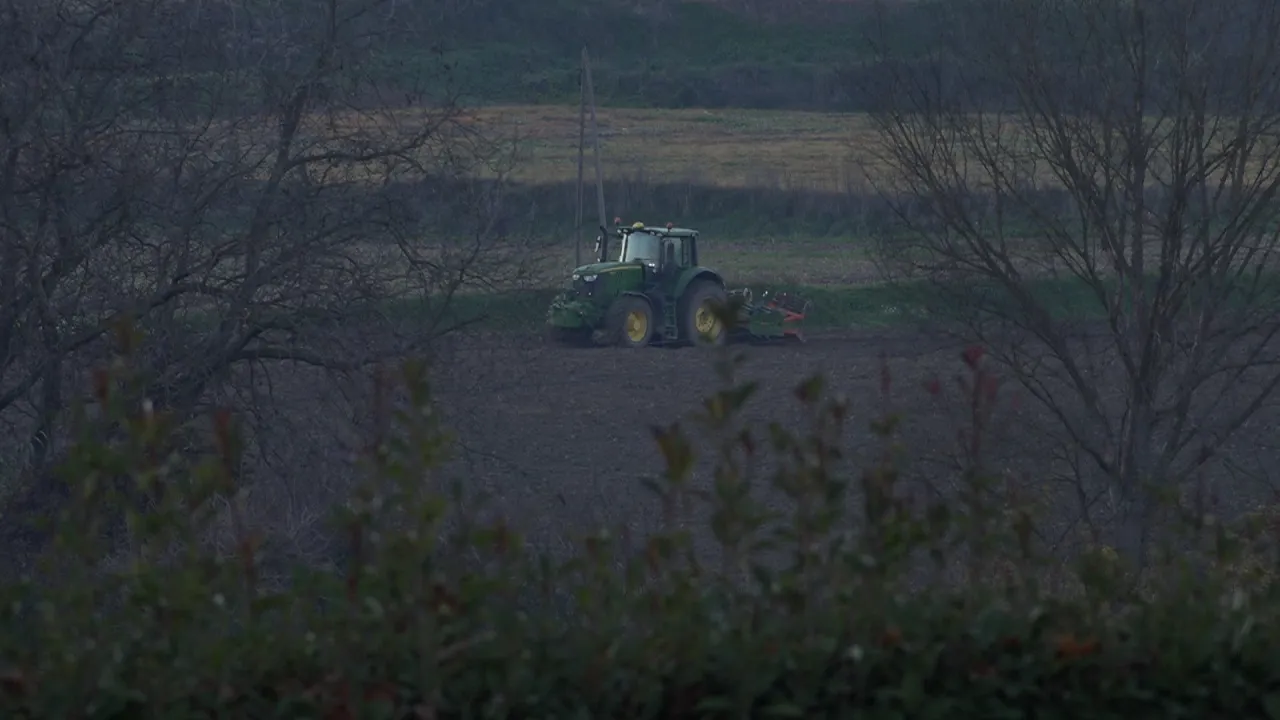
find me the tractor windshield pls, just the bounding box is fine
[619,232,661,263]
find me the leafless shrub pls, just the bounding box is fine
[866,0,1280,567]
[0,0,540,562]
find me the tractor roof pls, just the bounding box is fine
[618,222,698,237]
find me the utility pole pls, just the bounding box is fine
[583,47,607,258]
[574,52,587,267]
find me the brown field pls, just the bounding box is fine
[281,104,1268,199]
[426,328,1003,562]
[408,327,1280,568]
[474,105,886,190]
[465,105,1271,193]
[3,322,1277,583]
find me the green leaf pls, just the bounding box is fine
[763,701,806,717]
[1264,692,1280,719]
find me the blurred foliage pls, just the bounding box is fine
[1,316,1280,716]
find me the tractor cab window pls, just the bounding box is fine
[661,237,689,269]
[619,231,661,264]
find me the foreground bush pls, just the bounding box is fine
[1,325,1280,718]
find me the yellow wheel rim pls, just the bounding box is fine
[694,302,721,337]
[625,309,648,342]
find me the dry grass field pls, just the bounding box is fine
[464,105,1269,193]
[297,104,1262,205]
[474,105,886,190]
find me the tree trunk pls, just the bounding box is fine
[1117,390,1155,570]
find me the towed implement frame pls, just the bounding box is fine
[727,287,813,344]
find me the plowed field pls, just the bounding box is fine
[432,328,1040,559]
[428,325,1280,564]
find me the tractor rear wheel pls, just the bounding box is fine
[606,295,654,348]
[681,280,728,346]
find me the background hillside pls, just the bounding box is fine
[404,0,940,109]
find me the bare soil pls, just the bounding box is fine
[426,325,1280,565]
[4,324,1276,581]
[428,328,1049,560]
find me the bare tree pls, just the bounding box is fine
[0,0,536,522]
[866,0,1280,565]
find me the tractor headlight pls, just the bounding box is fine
[580,274,597,282]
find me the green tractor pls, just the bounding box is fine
[546,219,811,348]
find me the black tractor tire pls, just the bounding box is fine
[605,295,655,348]
[680,280,729,347]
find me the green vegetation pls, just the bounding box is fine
[5,321,1280,716]
[394,272,1280,336]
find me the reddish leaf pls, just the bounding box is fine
[1052,634,1100,660]
[879,627,902,648]
[962,345,986,368]
[0,669,31,699]
[969,662,997,679]
[92,368,111,403]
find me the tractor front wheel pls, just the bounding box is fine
[606,295,654,348]
[681,280,728,346]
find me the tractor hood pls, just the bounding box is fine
[571,261,642,277]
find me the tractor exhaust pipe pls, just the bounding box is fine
[597,223,609,263]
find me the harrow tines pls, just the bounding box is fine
[768,292,812,318]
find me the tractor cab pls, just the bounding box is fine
[613,221,698,285]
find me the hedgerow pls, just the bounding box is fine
[1,320,1279,718]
